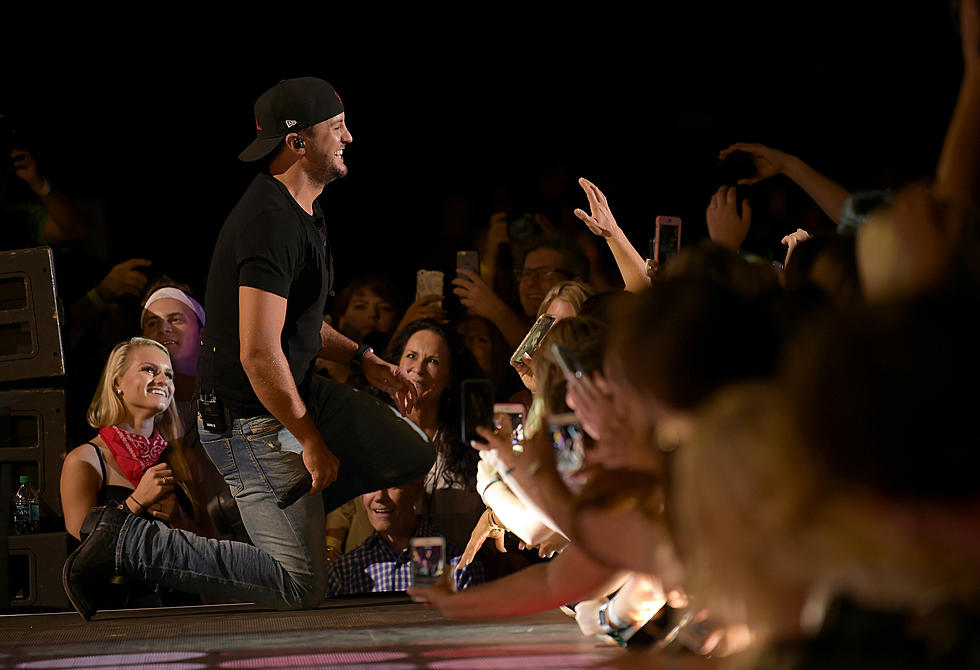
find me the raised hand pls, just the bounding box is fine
[706,186,751,250]
[98,258,152,300]
[396,294,448,331]
[10,148,46,193]
[451,268,506,318]
[573,178,620,238]
[719,143,792,185]
[459,508,507,568]
[781,228,813,268]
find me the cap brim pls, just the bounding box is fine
[238,136,284,162]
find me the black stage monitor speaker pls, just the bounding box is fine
[0,388,66,516]
[0,247,65,383]
[7,532,70,609]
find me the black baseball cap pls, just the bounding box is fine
[238,77,344,162]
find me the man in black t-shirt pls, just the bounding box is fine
[65,78,434,617]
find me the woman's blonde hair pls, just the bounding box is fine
[86,338,193,500]
[87,337,183,440]
[537,280,595,318]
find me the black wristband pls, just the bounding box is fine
[351,343,373,369]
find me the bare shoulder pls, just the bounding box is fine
[63,438,105,477]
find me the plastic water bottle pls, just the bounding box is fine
[13,475,40,534]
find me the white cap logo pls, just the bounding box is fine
[285,119,298,128]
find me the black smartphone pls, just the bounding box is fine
[461,378,495,444]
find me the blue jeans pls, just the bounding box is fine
[115,377,434,609]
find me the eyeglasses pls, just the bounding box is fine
[514,266,569,282]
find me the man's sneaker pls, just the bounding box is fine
[62,504,130,620]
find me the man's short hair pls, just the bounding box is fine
[519,234,590,282]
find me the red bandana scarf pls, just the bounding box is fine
[99,425,168,488]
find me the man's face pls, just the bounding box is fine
[519,247,568,317]
[362,483,421,538]
[141,298,201,376]
[302,112,353,185]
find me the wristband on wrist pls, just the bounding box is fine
[128,494,146,513]
[598,601,630,647]
[481,476,502,498]
[352,343,373,365]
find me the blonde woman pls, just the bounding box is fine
[60,337,192,541]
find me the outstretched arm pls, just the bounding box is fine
[11,148,87,243]
[719,143,851,225]
[573,178,650,293]
[936,0,980,210]
[408,543,626,620]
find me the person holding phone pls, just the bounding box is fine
[326,479,484,595]
[64,77,434,619]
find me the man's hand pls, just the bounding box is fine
[302,435,341,494]
[718,143,792,185]
[706,186,751,250]
[361,352,418,415]
[573,178,620,238]
[98,258,152,300]
[11,148,47,194]
[452,268,507,319]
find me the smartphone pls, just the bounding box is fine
[651,216,682,267]
[416,269,445,302]
[456,250,480,281]
[410,535,447,587]
[493,402,526,452]
[461,378,495,444]
[509,313,556,368]
[551,343,584,381]
[548,412,585,476]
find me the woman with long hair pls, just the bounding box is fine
[60,337,194,541]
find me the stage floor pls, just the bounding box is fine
[0,596,689,669]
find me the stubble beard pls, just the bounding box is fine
[304,142,347,188]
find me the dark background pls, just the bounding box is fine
[2,4,964,311]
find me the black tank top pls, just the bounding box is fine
[87,441,135,506]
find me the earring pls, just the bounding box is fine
[115,388,123,396]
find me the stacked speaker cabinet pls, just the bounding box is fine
[1,247,70,610]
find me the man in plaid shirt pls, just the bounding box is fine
[326,480,485,595]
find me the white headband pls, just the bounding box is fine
[142,287,206,327]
